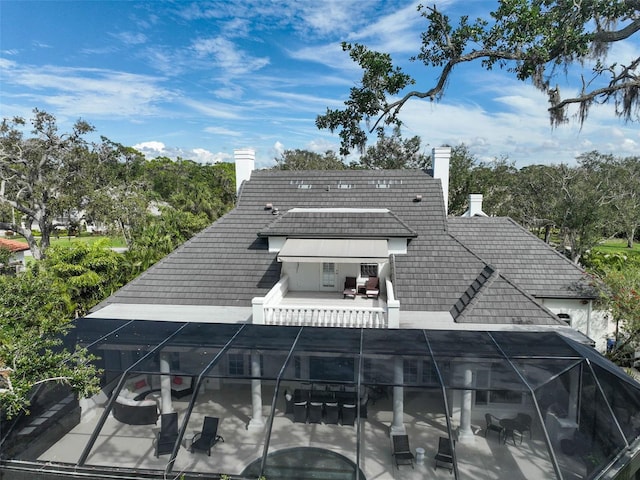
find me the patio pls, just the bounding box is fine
[37,383,557,480]
[3,320,640,480]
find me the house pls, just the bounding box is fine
[0,237,30,274]
[1,148,639,480]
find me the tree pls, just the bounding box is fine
[0,272,101,418]
[317,1,640,154]
[358,126,429,170]
[273,149,347,170]
[0,109,96,259]
[42,240,126,317]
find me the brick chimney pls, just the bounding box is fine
[234,148,255,194]
[432,147,452,215]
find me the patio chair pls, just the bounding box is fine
[293,400,308,423]
[343,276,357,299]
[365,276,379,299]
[190,416,224,456]
[309,401,323,423]
[325,402,339,424]
[341,403,356,426]
[154,412,178,457]
[514,413,532,439]
[485,413,504,442]
[392,434,415,469]
[434,436,454,472]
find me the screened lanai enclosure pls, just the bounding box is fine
[2,319,640,480]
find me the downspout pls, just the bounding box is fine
[586,299,592,339]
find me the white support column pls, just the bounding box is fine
[390,356,406,435]
[159,353,173,414]
[248,352,265,431]
[457,364,475,443]
[568,366,579,421]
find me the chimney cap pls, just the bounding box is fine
[413,194,423,202]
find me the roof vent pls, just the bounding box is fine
[264,203,273,210]
[272,208,279,215]
[297,184,312,190]
[414,195,422,202]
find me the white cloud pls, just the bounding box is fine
[1,62,173,118]
[133,141,166,152]
[111,31,148,45]
[204,126,242,137]
[191,37,269,77]
[132,141,228,164]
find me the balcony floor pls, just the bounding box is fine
[280,291,386,308]
[35,384,567,480]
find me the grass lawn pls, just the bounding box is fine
[593,238,640,255]
[2,234,127,249]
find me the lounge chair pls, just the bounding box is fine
[365,276,379,299]
[155,412,178,457]
[485,413,504,441]
[343,276,357,299]
[190,416,224,456]
[434,436,454,472]
[392,434,415,469]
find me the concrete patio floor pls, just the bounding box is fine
[36,383,566,479]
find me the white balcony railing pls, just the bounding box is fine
[252,274,396,328]
[264,306,387,328]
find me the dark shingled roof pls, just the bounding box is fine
[95,169,576,325]
[447,217,594,299]
[258,209,417,238]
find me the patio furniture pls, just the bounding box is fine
[155,412,178,457]
[343,276,357,299]
[113,394,158,425]
[341,403,356,426]
[392,434,415,469]
[325,402,339,424]
[434,436,454,472]
[365,276,379,299]
[170,375,193,399]
[500,418,522,445]
[190,416,224,456]
[515,412,532,439]
[309,401,323,423]
[284,389,294,414]
[294,401,308,423]
[485,413,504,442]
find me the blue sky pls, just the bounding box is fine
[1,0,639,168]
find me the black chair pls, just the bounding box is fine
[293,400,308,423]
[341,403,356,426]
[155,412,178,457]
[309,401,323,423]
[190,416,224,456]
[392,434,415,469]
[434,436,454,472]
[515,413,532,439]
[325,402,339,424]
[485,413,504,441]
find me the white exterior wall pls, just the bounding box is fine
[388,238,407,254]
[540,298,611,352]
[281,261,388,292]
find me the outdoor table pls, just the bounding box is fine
[500,418,522,445]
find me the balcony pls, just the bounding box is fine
[253,275,399,328]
